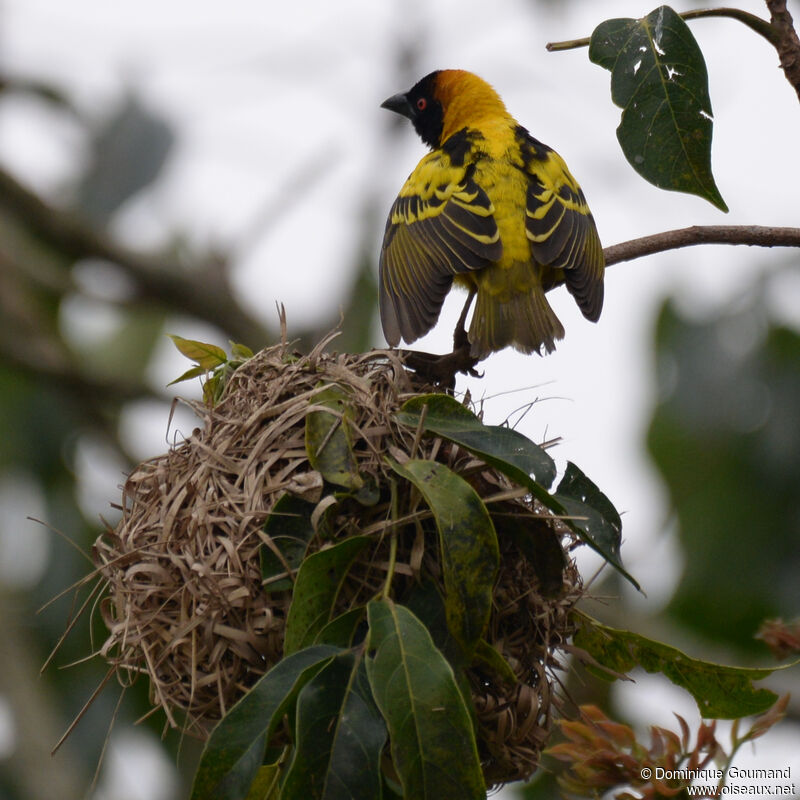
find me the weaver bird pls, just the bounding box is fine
[379,69,604,359]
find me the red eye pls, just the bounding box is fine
[416,97,427,111]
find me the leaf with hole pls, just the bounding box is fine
[574,615,797,718]
[589,5,727,210]
[553,461,626,584]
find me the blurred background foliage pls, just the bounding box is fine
[650,277,800,652]
[1,3,799,799]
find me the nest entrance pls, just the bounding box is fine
[94,339,583,787]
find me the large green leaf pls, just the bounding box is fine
[574,616,793,718]
[396,393,556,488]
[260,494,316,593]
[313,607,366,648]
[365,600,485,800]
[190,645,340,800]
[243,764,281,800]
[281,651,387,800]
[589,5,727,211]
[389,458,498,658]
[395,394,636,589]
[283,536,370,656]
[305,385,363,491]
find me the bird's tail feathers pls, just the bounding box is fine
[469,285,565,359]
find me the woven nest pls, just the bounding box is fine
[94,336,583,787]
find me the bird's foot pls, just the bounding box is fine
[399,340,482,392]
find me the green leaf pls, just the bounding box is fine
[260,494,316,593]
[396,393,556,488]
[306,385,363,491]
[168,334,229,369]
[167,364,207,386]
[388,458,498,658]
[365,600,485,800]
[589,5,727,211]
[493,512,566,598]
[553,461,625,581]
[284,536,371,656]
[230,341,254,361]
[472,639,518,686]
[190,645,340,800]
[573,615,794,718]
[243,764,281,800]
[396,394,637,590]
[282,651,387,800]
[404,578,452,657]
[313,607,366,648]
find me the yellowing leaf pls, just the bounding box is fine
[168,334,228,369]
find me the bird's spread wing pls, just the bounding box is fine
[380,149,502,346]
[518,131,604,322]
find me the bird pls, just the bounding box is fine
[379,69,604,360]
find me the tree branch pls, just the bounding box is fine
[765,0,800,101]
[546,7,780,51]
[0,166,271,348]
[602,224,800,268]
[541,225,800,295]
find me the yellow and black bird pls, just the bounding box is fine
[379,69,604,359]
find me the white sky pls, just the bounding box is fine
[1,0,798,793]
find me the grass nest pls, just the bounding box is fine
[93,334,584,789]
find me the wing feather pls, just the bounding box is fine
[519,130,604,322]
[380,147,502,345]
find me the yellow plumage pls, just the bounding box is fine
[379,69,604,358]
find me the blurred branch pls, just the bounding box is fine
[602,224,800,267]
[0,590,87,800]
[0,339,157,407]
[0,73,85,119]
[0,166,271,347]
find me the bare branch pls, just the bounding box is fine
[765,0,800,101]
[541,225,800,295]
[603,224,800,267]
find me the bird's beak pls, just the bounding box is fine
[381,92,413,120]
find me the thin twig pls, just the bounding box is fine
[546,3,800,102]
[546,7,778,51]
